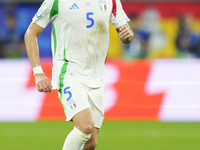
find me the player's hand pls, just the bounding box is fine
[35,73,52,93]
[116,24,134,39]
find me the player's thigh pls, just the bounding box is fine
[59,78,91,122]
[73,108,94,134]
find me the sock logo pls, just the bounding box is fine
[64,87,76,110]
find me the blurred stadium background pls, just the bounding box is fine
[1,0,200,150]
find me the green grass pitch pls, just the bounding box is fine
[0,121,200,150]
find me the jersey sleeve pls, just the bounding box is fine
[32,0,58,28]
[110,0,130,28]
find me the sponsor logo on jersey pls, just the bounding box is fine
[99,0,107,12]
[36,6,43,18]
[70,3,80,9]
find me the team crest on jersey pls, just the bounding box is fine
[36,6,43,18]
[99,0,107,12]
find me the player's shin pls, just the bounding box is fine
[62,127,91,150]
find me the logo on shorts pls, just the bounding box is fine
[64,87,76,110]
[36,6,43,18]
[99,0,107,12]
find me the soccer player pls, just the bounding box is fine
[24,0,133,149]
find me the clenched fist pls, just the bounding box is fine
[35,73,52,93]
[116,24,134,44]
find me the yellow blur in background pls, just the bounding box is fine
[108,15,200,59]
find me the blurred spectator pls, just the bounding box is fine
[141,7,167,58]
[123,7,167,59]
[176,14,200,58]
[0,12,26,58]
[123,13,150,59]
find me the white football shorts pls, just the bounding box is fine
[58,77,104,128]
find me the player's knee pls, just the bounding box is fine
[81,123,93,134]
[74,118,94,134]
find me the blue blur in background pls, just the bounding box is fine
[0,4,52,58]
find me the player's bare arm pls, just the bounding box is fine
[116,23,134,44]
[25,23,52,93]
